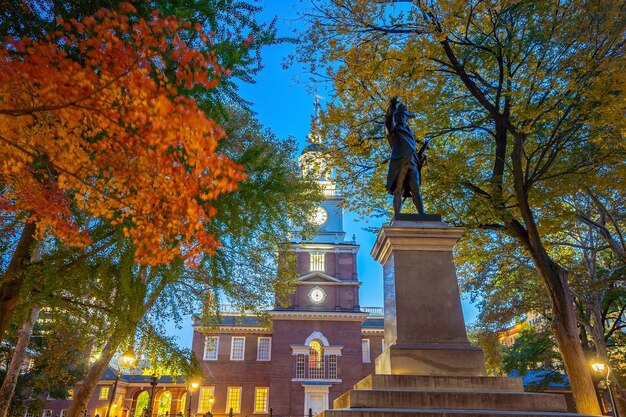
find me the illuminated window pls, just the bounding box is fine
[99,386,110,400]
[308,339,324,379]
[254,387,269,413]
[257,337,271,361]
[226,387,241,414]
[328,354,338,379]
[296,354,305,378]
[231,337,245,361]
[67,389,74,400]
[204,336,219,360]
[198,387,214,413]
[310,252,325,271]
[362,339,371,363]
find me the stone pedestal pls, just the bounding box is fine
[371,217,486,376]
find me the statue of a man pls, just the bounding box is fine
[384,97,428,215]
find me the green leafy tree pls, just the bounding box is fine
[502,327,565,391]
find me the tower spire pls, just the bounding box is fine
[307,97,322,144]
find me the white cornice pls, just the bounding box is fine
[291,243,359,251]
[361,328,384,335]
[298,271,342,283]
[298,273,360,286]
[269,310,368,322]
[197,326,272,334]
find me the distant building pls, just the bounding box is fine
[498,312,545,347]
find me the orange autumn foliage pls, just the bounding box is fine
[0,3,246,266]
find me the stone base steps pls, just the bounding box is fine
[321,374,599,417]
[320,408,596,417]
[354,375,524,393]
[334,390,568,412]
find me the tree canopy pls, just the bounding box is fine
[296,0,625,413]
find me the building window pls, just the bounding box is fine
[204,336,219,360]
[308,339,324,379]
[310,252,325,271]
[198,387,214,413]
[296,354,305,378]
[42,410,52,417]
[254,387,269,413]
[230,336,245,361]
[382,339,385,352]
[257,337,271,361]
[226,387,241,414]
[60,411,67,417]
[362,339,371,363]
[328,354,338,379]
[99,386,110,400]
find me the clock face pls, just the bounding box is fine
[311,207,328,225]
[308,286,326,304]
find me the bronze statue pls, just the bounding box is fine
[384,97,429,216]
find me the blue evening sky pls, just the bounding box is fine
[170,0,478,349]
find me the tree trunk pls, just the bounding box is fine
[548,270,602,415]
[0,222,37,340]
[66,332,124,417]
[509,136,601,415]
[0,306,41,417]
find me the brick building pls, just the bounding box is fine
[188,117,384,417]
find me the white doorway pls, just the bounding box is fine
[303,385,330,417]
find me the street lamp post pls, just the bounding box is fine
[186,381,199,417]
[146,375,159,417]
[105,350,137,417]
[592,362,619,417]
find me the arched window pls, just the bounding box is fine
[134,392,149,417]
[309,339,324,378]
[157,391,172,417]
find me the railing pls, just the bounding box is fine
[215,305,270,315]
[321,187,341,197]
[213,305,383,317]
[184,409,320,417]
[361,307,384,317]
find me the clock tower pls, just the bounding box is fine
[280,98,361,311]
[267,99,369,416]
[190,100,383,417]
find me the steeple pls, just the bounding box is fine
[307,97,322,144]
[298,99,330,182]
[297,99,345,244]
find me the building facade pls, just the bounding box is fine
[189,119,384,417]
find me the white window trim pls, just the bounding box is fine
[99,386,109,400]
[197,387,215,414]
[310,252,325,272]
[230,336,246,361]
[257,337,272,361]
[42,410,52,417]
[203,336,219,361]
[254,387,269,413]
[226,386,242,414]
[362,339,371,363]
